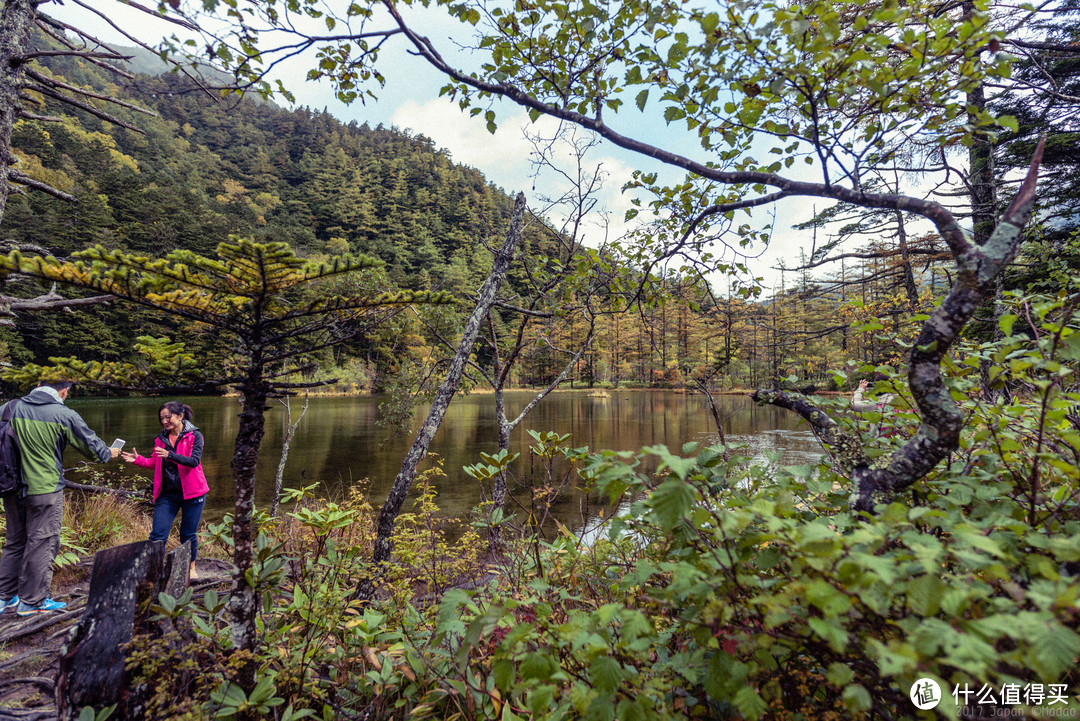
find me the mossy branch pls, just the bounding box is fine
[754,139,1046,513]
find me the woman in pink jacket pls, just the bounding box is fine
[121,401,209,579]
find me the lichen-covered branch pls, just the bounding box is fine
[754,139,1045,512]
[355,192,527,603]
[29,82,144,132]
[62,478,143,499]
[749,389,867,474]
[0,287,113,327]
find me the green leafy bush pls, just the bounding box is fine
[415,287,1080,719]
[118,285,1080,720]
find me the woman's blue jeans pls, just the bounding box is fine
[150,493,206,560]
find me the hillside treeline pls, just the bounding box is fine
[1,29,1076,395]
[0,33,539,389]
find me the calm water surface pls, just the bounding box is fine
[67,390,822,522]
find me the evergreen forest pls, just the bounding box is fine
[6,28,1068,396]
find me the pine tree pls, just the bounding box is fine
[0,239,451,675]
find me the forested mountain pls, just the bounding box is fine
[2,24,1075,397]
[0,34,536,382]
[3,53,515,275]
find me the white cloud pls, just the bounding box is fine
[391,97,648,247]
[391,99,552,190]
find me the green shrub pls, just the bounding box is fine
[118,284,1080,720]
[416,287,1080,719]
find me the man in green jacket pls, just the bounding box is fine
[0,381,120,616]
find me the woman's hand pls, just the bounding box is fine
[152,446,169,459]
[858,379,869,391]
[121,448,137,463]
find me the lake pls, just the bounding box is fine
[66,390,822,524]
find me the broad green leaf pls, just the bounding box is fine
[589,655,622,694]
[648,478,696,530]
[842,684,872,713]
[585,696,615,721]
[905,574,944,616]
[733,686,768,720]
[520,652,556,680]
[808,616,850,652]
[1030,622,1080,678]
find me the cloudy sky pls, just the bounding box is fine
[44,0,809,290]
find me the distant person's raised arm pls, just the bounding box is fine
[852,380,877,412]
[63,416,115,462]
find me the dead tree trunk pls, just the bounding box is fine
[691,377,727,445]
[965,25,1007,401]
[355,192,527,602]
[55,540,192,720]
[271,393,309,518]
[488,315,596,551]
[895,211,920,308]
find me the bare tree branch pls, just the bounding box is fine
[382,0,975,259]
[7,170,77,202]
[755,138,1046,512]
[29,83,144,132]
[26,68,158,115]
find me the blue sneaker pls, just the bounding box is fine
[16,598,66,616]
[0,596,18,613]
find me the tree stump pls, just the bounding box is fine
[54,540,192,720]
[158,540,192,605]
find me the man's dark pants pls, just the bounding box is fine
[0,490,64,606]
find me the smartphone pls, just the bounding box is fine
[111,438,126,451]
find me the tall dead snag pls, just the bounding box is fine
[407,130,616,553]
[271,394,310,518]
[355,192,527,602]
[0,0,36,223]
[753,140,1045,512]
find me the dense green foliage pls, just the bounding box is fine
[115,286,1079,719]
[3,0,1078,717]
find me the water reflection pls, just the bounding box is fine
[68,390,822,522]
